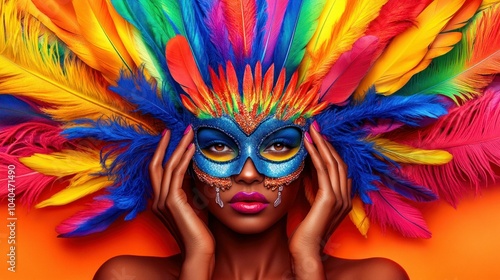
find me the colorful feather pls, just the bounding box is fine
[357,0,467,97]
[398,6,500,103]
[302,0,387,85]
[261,0,289,67]
[319,36,379,105]
[273,0,325,78]
[395,80,500,206]
[0,5,154,131]
[365,186,431,238]
[222,0,257,62]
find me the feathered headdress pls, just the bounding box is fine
[1,0,499,239]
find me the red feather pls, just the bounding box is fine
[166,35,210,109]
[395,80,500,206]
[319,36,379,105]
[365,0,432,55]
[222,0,257,60]
[365,185,431,238]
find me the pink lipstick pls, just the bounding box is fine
[229,192,269,214]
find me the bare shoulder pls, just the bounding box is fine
[93,254,182,280]
[324,256,409,280]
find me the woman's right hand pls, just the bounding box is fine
[149,126,215,261]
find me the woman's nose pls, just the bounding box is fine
[234,158,264,185]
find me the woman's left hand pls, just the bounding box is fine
[289,121,352,279]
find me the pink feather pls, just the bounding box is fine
[319,36,379,105]
[363,119,404,136]
[0,122,75,207]
[395,80,500,206]
[222,0,257,60]
[262,0,289,65]
[0,153,57,207]
[365,185,432,238]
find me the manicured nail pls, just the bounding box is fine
[304,132,313,144]
[187,143,194,150]
[312,120,321,132]
[161,129,167,137]
[183,125,192,135]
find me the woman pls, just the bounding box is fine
[1,0,499,279]
[94,122,407,279]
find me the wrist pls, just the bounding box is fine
[291,254,326,280]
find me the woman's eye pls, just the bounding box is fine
[264,143,290,153]
[209,143,233,153]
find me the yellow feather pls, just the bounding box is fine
[0,2,155,131]
[36,176,112,208]
[20,148,114,207]
[302,0,387,84]
[481,0,500,10]
[371,138,453,165]
[382,32,463,93]
[355,0,466,97]
[71,0,136,81]
[106,0,144,71]
[348,197,370,238]
[19,149,107,177]
[35,175,113,208]
[133,28,165,86]
[299,0,347,81]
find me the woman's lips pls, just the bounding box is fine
[229,192,269,214]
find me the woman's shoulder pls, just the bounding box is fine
[324,256,409,280]
[93,254,182,280]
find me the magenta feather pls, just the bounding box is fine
[364,120,404,136]
[206,0,231,63]
[396,80,500,206]
[261,0,289,66]
[0,122,75,207]
[222,0,257,61]
[319,36,379,105]
[0,153,56,207]
[365,185,431,238]
[56,199,114,235]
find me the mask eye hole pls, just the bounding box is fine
[260,127,302,162]
[197,128,238,162]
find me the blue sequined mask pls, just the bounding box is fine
[193,116,308,178]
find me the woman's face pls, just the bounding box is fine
[190,116,308,233]
[193,158,302,234]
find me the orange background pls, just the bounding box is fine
[1,185,500,280]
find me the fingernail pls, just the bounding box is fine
[304,132,312,144]
[312,120,321,132]
[161,129,167,137]
[187,143,194,150]
[183,125,192,135]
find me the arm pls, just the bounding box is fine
[149,127,215,280]
[289,121,352,280]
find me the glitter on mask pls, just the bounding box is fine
[264,163,305,191]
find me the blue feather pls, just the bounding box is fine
[0,95,50,126]
[316,89,449,203]
[251,0,268,65]
[58,203,123,237]
[273,0,323,80]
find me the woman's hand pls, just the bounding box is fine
[149,127,215,279]
[289,121,352,279]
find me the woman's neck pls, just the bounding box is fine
[209,214,293,280]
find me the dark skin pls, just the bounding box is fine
[94,123,409,280]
